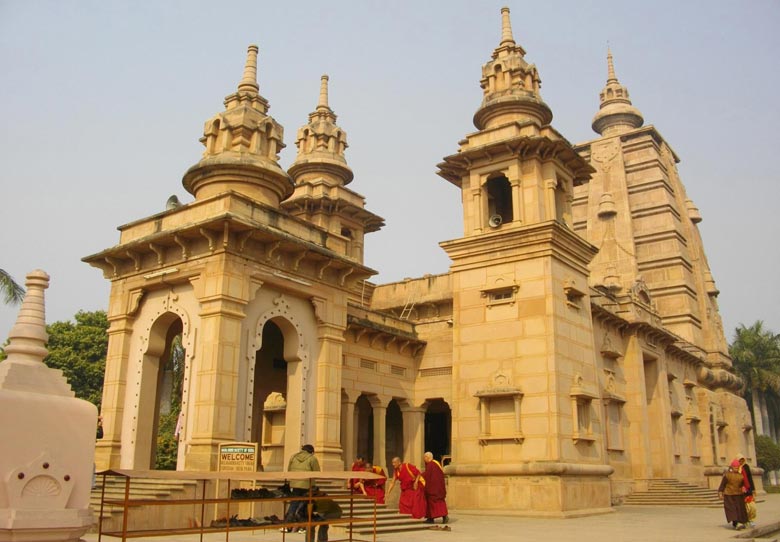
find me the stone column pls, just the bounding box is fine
[96,311,135,470]
[186,262,249,470]
[402,406,426,463]
[544,178,557,221]
[341,390,360,469]
[313,318,347,470]
[370,396,390,467]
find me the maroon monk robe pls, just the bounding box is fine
[394,462,425,517]
[364,466,387,504]
[422,459,448,519]
[349,461,366,493]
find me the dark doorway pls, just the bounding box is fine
[356,395,374,462]
[424,399,452,462]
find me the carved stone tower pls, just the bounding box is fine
[85,46,375,472]
[282,75,385,263]
[437,8,611,515]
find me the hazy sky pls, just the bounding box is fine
[1,1,778,344]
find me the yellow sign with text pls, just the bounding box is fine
[218,442,258,472]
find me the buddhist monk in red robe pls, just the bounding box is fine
[388,456,426,518]
[348,456,366,493]
[421,452,449,524]
[362,462,387,504]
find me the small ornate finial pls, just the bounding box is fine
[3,270,50,364]
[500,7,515,46]
[317,74,330,109]
[607,48,617,83]
[237,44,260,94]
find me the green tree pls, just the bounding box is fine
[155,334,185,470]
[755,434,780,473]
[0,269,24,305]
[730,321,780,434]
[43,310,108,408]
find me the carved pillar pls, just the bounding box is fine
[402,406,426,463]
[544,178,557,221]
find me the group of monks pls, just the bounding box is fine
[349,452,448,524]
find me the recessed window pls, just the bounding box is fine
[481,285,519,307]
[486,175,513,226]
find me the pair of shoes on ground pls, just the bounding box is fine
[278,526,306,533]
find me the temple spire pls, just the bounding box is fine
[183,44,291,206]
[317,74,329,110]
[591,48,644,136]
[0,269,74,396]
[288,74,352,186]
[607,48,617,83]
[237,44,260,94]
[473,7,550,129]
[3,270,49,364]
[500,6,515,46]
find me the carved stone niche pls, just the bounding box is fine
[570,373,599,444]
[474,372,523,445]
[261,392,287,459]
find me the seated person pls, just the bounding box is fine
[308,488,342,542]
[362,462,387,504]
[348,456,366,493]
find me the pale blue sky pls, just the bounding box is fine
[1,1,778,342]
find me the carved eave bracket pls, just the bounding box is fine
[437,133,596,187]
[346,313,425,358]
[83,211,376,290]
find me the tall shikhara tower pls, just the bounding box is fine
[573,50,730,369]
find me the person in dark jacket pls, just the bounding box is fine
[307,487,342,542]
[283,444,321,531]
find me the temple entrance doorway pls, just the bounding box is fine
[424,399,452,462]
[136,313,185,470]
[252,320,289,470]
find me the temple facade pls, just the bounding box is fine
[85,8,753,516]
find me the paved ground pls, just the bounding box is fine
[84,494,780,542]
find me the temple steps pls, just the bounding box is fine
[622,479,722,507]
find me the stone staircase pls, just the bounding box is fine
[91,476,433,535]
[622,479,722,507]
[90,476,200,531]
[315,481,434,535]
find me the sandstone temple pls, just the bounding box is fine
[84,7,752,515]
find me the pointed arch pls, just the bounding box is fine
[130,298,195,470]
[243,295,310,445]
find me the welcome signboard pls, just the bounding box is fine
[218,442,258,472]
